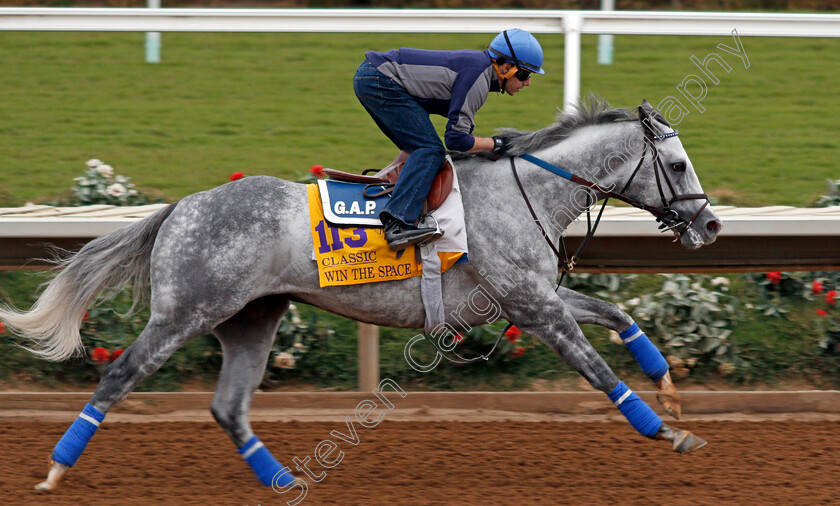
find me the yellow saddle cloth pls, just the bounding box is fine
[307,184,462,287]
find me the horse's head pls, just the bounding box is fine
[621,100,722,249]
[491,96,721,250]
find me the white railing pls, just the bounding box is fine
[4,204,840,238]
[1,8,839,111]
[3,204,840,390]
[2,8,840,35]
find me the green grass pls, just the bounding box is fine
[0,32,838,206]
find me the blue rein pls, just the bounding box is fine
[518,153,575,181]
[517,129,679,184]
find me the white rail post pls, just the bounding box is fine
[563,12,582,113]
[598,0,615,65]
[145,0,161,63]
[358,323,379,392]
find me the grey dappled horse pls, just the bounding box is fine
[1,99,721,493]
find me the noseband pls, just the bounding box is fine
[511,122,710,272]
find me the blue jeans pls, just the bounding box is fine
[353,61,446,225]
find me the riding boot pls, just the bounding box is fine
[381,214,438,251]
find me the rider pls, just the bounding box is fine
[354,29,545,250]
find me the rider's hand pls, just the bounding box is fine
[491,135,510,159]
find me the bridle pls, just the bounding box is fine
[420,116,710,366]
[511,119,710,275]
[620,124,710,237]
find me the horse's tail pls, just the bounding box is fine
[0,202,178,362]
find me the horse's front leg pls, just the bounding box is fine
[555,285,681,419]
[508,290,705,453]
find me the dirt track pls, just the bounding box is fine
[4,419,840,505]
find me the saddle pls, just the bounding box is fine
[323,151,454,214]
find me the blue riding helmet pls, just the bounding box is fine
[488,28,545,75]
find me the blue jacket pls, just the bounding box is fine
[366,48,501,152]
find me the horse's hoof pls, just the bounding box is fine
[672,431,707,454]
[655,371,682,419]
[34,460,68,492]
[656,424,707,454]
[34,481,54,491]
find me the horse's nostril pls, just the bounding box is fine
[706,220,722,232]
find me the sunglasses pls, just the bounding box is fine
[503,30,533,82]
[514,68,532,81]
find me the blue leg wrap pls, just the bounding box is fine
[52,403,105,467]
[238,435,296,487]
[620,323,669,382]
[608,381,662,438]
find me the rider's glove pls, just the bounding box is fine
[491,135,510,160]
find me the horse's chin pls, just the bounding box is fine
[679,227,708,250]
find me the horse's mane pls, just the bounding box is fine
[452,94,639,160]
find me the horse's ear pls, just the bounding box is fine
[637,99,652,126]
[638,98,671,128]
[638,99,654,118]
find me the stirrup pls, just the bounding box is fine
[416,229,444,247]
[385,227,438,251]
[416,214,444,246]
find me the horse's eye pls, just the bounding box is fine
[672,162,686,172]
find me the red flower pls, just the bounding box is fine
[510,347,525,358]
[454,333,464,344]
[826,291,837,306]
[0,321,4,334]
[765,272,783,285]
[817,309,829,317]
[229,172,245,181]
[505,325,522,343]
[82,311,89,323]
[110,349,124,362]
[91,347,110,364]
[310,165,325,178]
[812,280,824,295]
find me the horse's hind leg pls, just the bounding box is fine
[210,296,302,493]
[556,285,681,419]
[35,316,213,491]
